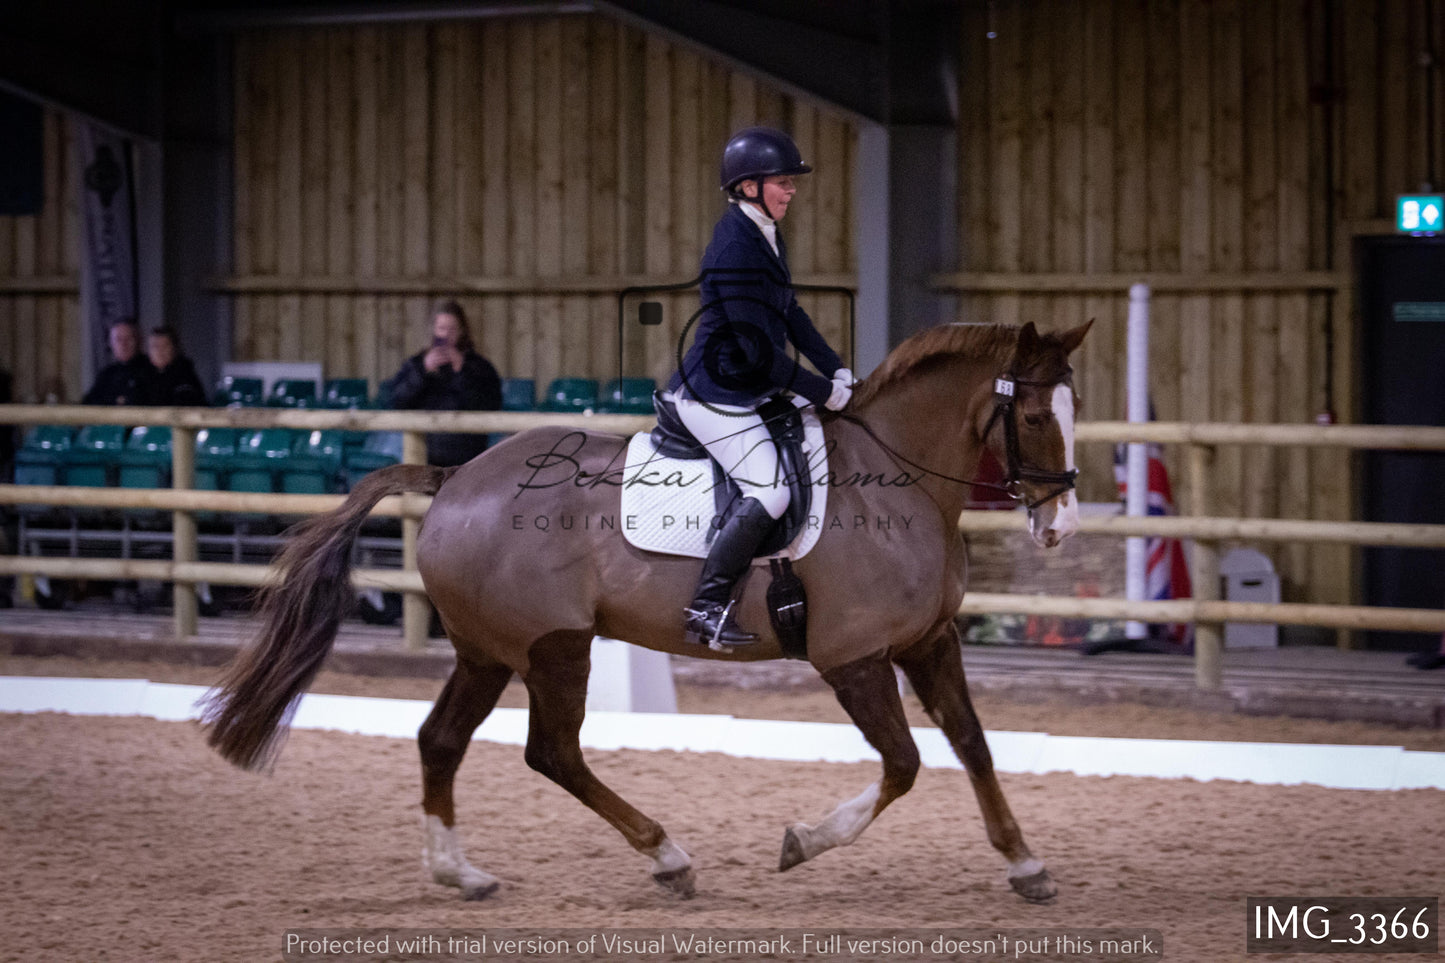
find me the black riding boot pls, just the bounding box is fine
[685,497,776,647]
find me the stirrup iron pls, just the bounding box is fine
[705,598,738,651]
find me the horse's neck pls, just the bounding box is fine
[850,357,994,519]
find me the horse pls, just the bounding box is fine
[202,319,1092,904]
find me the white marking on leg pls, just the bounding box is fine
[789,781,882,862]
[1008,856,1046,879]
[422,813,499,895]
[645,837,691,876]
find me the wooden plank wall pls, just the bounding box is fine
[0,109,82,405]
[225,15,858,400]
[8,4,1441,609]
[953,0,1445,606]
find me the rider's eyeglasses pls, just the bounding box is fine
[765,176,797,191]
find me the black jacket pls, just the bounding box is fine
[83,357,157,406]
[388,349,502,467]
[667,203,844,407]
[153,357,207,406]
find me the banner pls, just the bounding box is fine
[75,120,139,378]
[1114,436,1194,649]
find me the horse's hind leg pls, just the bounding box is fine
[418,655,514,900]
[895,624,1057,903]
[780,652,920,871]
[521,630,695,897]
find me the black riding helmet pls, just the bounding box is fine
[720,127,812,219]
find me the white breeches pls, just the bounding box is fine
[674,396,790,519]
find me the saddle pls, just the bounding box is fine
[650,390,814,558]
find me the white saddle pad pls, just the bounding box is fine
[618,401,828,561]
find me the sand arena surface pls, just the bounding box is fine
[2,656,1443,962]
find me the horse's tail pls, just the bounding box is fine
[202,463,455,770]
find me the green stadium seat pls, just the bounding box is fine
[229,428,292,492]
[323,378,369,410]
[62,424,127,488]
[191,428,236,522]
[541,377,599,413]
[267,379,318,408]
[118,426,173,490]
[213,376,264,407]
[599,377,658,414]
[14,426,73,518]
[225,429,292,524]
[501,377,536,411]
[194,427,238,485]
[15,425,73,486]
[283,430,345,495]
[117,426,172,524]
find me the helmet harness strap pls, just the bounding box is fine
[730,180,776,222]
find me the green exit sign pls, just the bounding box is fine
[1398,194,1444,233]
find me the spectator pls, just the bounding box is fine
[83,318,156,405]
[387,300,502,467]
[146,326,206,406]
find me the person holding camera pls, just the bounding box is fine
[387,300,502,467]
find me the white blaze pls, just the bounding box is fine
[1047,383,1080,539]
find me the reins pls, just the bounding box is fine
[674,372,1078,511]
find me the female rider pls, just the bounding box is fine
[666,126,854,647]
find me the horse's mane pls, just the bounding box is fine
[850,323,1019,409]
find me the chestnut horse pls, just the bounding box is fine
[203,320,1090,903]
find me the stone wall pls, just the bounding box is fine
[962,505,1128,646]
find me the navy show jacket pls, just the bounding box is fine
[667,204,844,408]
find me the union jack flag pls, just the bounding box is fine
[1114,437,1193,649]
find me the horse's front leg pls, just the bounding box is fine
[895,623,1057,903]
[779,653,919,871]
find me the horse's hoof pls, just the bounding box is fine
[652,866,696,898]
[1008,868,1057,903]
[779,826,807,872]
[461,879,500,901]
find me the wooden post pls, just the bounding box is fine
[402,430,428,651]
[172,427,198,639]
[1188,443,1222,690]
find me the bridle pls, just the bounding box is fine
[980,374,1079,510]
[825,371,1078,511]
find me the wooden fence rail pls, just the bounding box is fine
[2,405,1443,689]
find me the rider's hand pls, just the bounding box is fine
[832,368,857,387]
[825,379,852,411]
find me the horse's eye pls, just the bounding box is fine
[1024,412,1048,429]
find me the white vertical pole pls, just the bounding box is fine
[1125,283,1151,640]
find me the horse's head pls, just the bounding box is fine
[979,320,1092,549]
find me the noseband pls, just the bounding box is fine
[982,376,1079,511]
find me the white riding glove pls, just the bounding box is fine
[825,378,853,411]
[832,368,857,387]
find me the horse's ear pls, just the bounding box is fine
[1017,321,1041,357]
[1060,318,1094,355]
